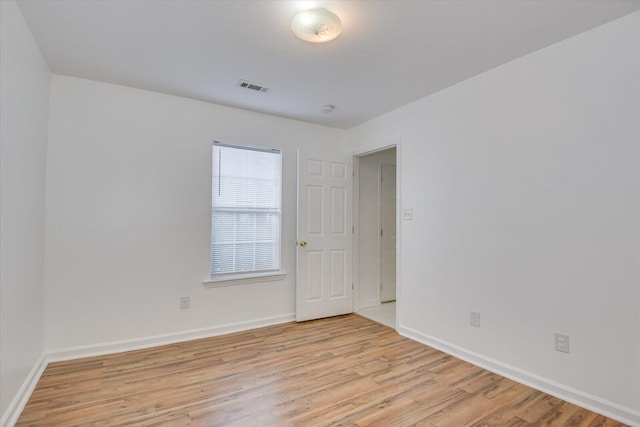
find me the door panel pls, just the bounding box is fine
[305,251,323,301]
[330,249,347,298]
[380,163,397,303]
[331,187,346,234]
[297,150,353,321]
[307,186,323,234]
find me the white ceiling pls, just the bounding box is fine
[18,0,640,129]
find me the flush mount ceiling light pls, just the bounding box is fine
[320,104,336,114]
[291,8,342,43]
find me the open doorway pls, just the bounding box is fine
[354,147,397,329]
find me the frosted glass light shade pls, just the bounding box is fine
[291,8,342,43]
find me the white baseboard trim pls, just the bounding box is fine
[47,313,296,363]
[398,325,640,427]
[357,299,380,310]
[1,353,48,427]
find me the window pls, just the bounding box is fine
[211,141,282,278]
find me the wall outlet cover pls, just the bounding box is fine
[555,333,570,353]
[180,296,190,310]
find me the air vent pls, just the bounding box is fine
[236,80,269,93]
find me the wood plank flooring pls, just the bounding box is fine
[17,315,626,426]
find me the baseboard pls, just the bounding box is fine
[1,353,48,427]
[357,299,380,310]
[47,313,296,363]
[398,325,640,427]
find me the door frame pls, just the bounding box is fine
[352,141,401,330]
[379,161,397,303]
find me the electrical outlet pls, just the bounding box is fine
[470,311,481,327]
[180,296,190,310]
[555,333,570,353]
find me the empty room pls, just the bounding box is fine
[1,1,639,426]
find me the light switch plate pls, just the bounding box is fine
[402,208,413,220]
[470,311,481,327]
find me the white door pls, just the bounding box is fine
[380,163,396,302]
[296,150,353,322]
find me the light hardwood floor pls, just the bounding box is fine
[17,315,626,426]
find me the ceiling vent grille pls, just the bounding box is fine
[236,80,269,93]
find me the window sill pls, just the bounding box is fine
[203,271,287,288]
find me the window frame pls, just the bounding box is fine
[205,140,285,286]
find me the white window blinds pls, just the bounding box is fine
[211,142,282,276]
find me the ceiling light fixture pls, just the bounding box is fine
[291,8,342,43]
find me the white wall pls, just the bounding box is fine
[0,0,51,419]
[44,75,348,351]
[357,148,396,308]
[350,11,640,422]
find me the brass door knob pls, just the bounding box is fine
[298,240,307,247]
